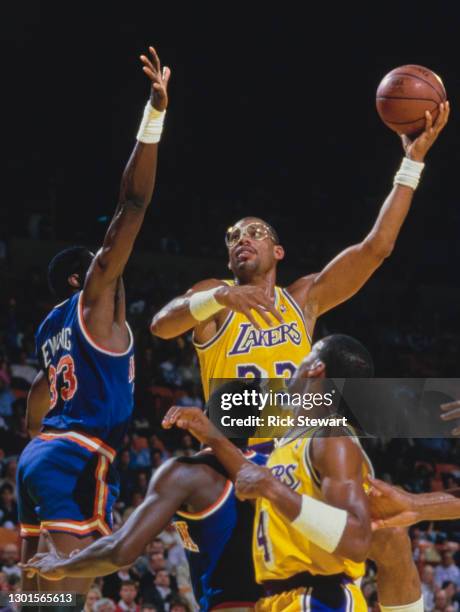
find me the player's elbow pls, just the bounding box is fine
[343,540,369,564]
[110,538,138,568]
[150,314,176,339]
[363,235,395,262]
[339,526,372,563]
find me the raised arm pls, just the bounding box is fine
[21,459,193,580]
[82,47,170,339]
[289,104,449,325]
[26,371,50,438]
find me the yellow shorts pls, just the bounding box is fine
[255,583,367,611]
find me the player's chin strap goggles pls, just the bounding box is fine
[225,222,278,249]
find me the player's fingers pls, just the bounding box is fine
[176,417,196,431]
[440,407,460,421]
[440,400,460,411]
[242,307,261,330]
[148,46,161,73]
[437,101,450,130]
[250,303,274,327]
[140,54,155,72]
[162,407,182,427]
[367,476,389,494]
[367,485,382,498]
[162,66,171,85]
[451,426,460,437]
[142,66,156,81]
[371,519,389,531]
[42,529,57,553]
[424,110,433,133]
[265,301,284,324]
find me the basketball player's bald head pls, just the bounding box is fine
[226,217,284,281]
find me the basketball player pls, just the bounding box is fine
[161,335,424,611]
[16,46,170,606]
[150,104,449,402]
[21,382,268,612]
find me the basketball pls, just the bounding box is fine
[376,64,446,136]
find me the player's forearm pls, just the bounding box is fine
[118,141,159,212]
[364,184,414,259]
[26,371,49,438]
[264,478,369,562]
[206,435,250,481]
[150,297,198,339]
[413,489,460,522]
[55,537,123,579]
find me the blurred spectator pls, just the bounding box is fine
[0,378,15,419]
[172,434,197,459]
[0,485,18,528]
[94,599,116,612]
[122,491,145,523]
[84,586,102,612]
[10,350,37,386]
[0,461,17,495]
[0,544,20,581]
[115,580,140,612]
[0,571,8,592]
[169,599,191,612]
[442,581,460,611]
[436,552,460,589]
[148,570,176,612]
[422,564,438,611]
[103,566,140,602]
[435,589,449,611]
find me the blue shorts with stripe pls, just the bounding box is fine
[17,431,119,538]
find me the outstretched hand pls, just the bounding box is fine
[140,46,171,112]
[19,530,67,581]
[368,477,419,530]
[401,101,450,162]
[162,406,223,446]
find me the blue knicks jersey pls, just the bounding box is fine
[173,450,267,611]
[36,291,135,450]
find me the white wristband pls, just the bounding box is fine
[291,495,347,553]
[136,102,166,143]
[393,157,425,190]
[189,288,225,321]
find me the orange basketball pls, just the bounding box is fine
[376,65,446,136]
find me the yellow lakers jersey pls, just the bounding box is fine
[253,431,374,583]
[194,282,312,400]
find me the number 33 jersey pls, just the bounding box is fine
[36,291,135,450]
[194,282,312,400]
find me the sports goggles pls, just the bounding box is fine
[225,222,278,249]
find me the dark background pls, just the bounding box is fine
[1,1,460,374]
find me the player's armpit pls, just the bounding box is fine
[26,370,50,438]
[151,278,225,340]
[310,436,372,563]
[302,241,384,317]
